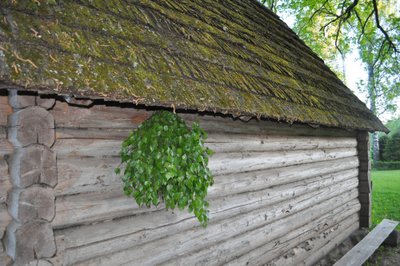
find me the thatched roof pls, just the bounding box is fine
[0,0,387,132]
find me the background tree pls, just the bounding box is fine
[383,131,400,161]
[259,0,400,162]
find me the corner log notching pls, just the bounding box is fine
[5,91,57,265]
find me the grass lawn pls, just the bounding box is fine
[371,170,400,230]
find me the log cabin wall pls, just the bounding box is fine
[2,92,362,265]
[357,132,372,228]
[0,93,12,265]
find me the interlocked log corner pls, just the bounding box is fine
[4,91,58,265]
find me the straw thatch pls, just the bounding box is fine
[0,0,386,131]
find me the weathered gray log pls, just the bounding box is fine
[270,215,359,266]
[53,137,356,159]
[55,127,132,140]
[0,160,12,203]
[7,221,56,264]
[27,260,53,266]
[181,113,356,137]
[8,107,55,147]
[72,187,359,266]
[54,139,122,159]
[228,209,359,266]
[9,187,55,224]
[0,96,12,126]
[9,145,57,188]
[54,157,120,196]
[49,101,355,137]
[53,148,358,198]
[62,200,359,265]
[54,182,358,264]
[36,96,56,110]
[54,155,358,197]
[52,169,358,229]
[54,174,358,252]
[50,101,152,129]
[304,222,361,265]
[53,120,355,141]
[208,147,357,176]
[162,201,360,266]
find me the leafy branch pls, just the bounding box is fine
[115,111,214,226]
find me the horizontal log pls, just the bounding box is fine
[54,157,121,197]
[163,202,360,266]
[50,101,152,129]
[228,209,359,266]
[0,160,11,203]
[54,180,358,264]
[0,96,11,126]
[209,147,357,176]
[207,136,356,153]
[73,187,359,266]
[304,222,360,265]
[54,146,358,197]
[55,127,133,140]
[181,113,356,137]
[54,139,122,159]
[52,167,358,229]
[55,171,358,250]
[209,157,359,198]
[53,136,356,159]
[49,102,355,137]
[269,214,359,266]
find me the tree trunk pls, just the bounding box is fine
[367,64,379,162]
[341,53,347,85]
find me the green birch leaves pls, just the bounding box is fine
[115,111,214,226]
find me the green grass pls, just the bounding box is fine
[371,170,400,230]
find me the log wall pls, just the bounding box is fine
[1,93,363,265]
[0,94,12,265]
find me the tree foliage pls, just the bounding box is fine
[260,0,399,162]
[115,111,214,226]
[259,0,400,116]
[383,131,400,161]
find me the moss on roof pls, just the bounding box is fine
[0,0,387,132]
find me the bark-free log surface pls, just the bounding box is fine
[9,107,55,147]
[45,100,361,265]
